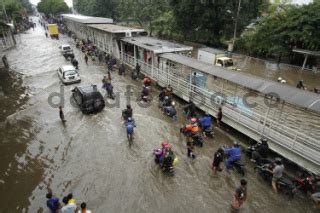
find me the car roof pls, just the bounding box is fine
[61,44,71,47]
[217,57,232,61]
[61,65,76,71]
[77,85,98,94]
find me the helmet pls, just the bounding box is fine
[161,141,170,148]
[260,138,267,143]
[171,101,175,106]
[164,96,169,100]
[281,80,286,84]
[191,118,197,123]
[275,157,282,164]
[127,117,132,122]
[277,77,282,81]
[233,141,240,147]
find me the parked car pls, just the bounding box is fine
[57,65,81,84]
[59,44,74,59]
[72,85,105,113]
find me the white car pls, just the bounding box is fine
[57,65,81,84]
[59,44,73,55]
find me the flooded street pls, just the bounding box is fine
[232,55,320,90]
[0,17,317,213]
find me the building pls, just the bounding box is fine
[61,14,113,40]
[120,36,193,77]
[87,24,145,59]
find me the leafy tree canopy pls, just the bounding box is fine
[237,1,320,58]
[37,0,70,16]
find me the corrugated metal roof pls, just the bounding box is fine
[88,24,144,33]
[199,47,225,55]
[121,36,193,54]
[160,53,320,112]
[61,14,113,24]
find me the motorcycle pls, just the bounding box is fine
[246,144,272,165]
[223,145,245,176]
[191,132,204,147]
[180,126,204,147]
[292,171,320,194]
[254,163,296,197]
[153,149,177,175]
[162,101,177,121]
[140,86,151,102]
[202,125,215,138]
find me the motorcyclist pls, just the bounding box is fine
[182,118,199,137]
[122,105,133,121]
[199,113,213,136]
[165,85,173,97]
[141,85,150,101]
[162,96,172,107]
[251,138,269,165]
[163,101,177,118]
[158,88,166,105]
[268,158,284,193]
[125,117,136,140]
[162,148,175,171]
[183,101,196,118]
[143,76,152,87]
[224,141,242,172]
[154,141,171,164]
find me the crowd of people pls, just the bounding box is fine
[46,192,92,213]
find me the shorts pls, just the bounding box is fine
[272,177,281,182]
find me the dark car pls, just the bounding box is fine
[72,85,105,113]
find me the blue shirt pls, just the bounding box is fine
[126,121,135,134]
[47,197,59,212]
[200,116,212,127]
[225,147,241,158]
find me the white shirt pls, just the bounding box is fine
[61,203,77,213]
[78,210,92,213]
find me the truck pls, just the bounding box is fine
[48,24,59,39]
[197,47,239,71]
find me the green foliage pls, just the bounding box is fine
[75,0,117,19]
[170,0,269,46]
[1,0,26,22]
[238,1,320,57]
[37,0,70,16]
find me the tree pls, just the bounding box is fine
[170,0,269,46]
[237,1,320,61]
[75,0,117,19]
[37,0,69,16]
[2,0,26,22]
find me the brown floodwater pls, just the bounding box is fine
[0,16,318,213]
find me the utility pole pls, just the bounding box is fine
[1,0,9,23]
[231,0,241,52]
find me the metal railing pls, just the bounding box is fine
[120,52,320,168]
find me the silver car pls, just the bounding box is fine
[57,65,81,84]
